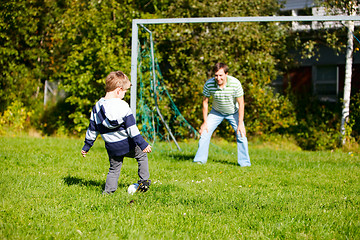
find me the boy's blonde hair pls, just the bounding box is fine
[105,71,131,92]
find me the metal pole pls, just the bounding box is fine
[130,21,139,118]
[133,15,360,25]
[44,80,48,106]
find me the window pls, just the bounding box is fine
[313,65,338,102]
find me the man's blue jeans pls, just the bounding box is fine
[194,109,251,166]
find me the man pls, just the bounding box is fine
[193,63,251,167]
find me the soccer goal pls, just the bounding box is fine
[131,15,360,149]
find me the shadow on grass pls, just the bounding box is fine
[212,159,238,166]
[63,175,129,190]
[164,152,239,167]
[63,175,105,188]
[168,153,195,162]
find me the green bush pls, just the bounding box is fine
[290,94,342,151]
[0,101,33,135]
[214,84,298,142]
[350,92,360,140]
[245,84,297,135]
[296,124,341,151]
[39,99,79,136]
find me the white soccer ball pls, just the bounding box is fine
[127,183,139,195]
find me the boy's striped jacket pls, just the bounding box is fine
[82,98,148,157]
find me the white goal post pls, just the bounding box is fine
[130,15,360,116]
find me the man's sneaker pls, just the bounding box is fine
[137,180,151,192]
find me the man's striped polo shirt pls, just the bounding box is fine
[203,75,244,115]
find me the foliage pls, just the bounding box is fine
[0,0,50,115]
[142,0,297,139]
[246,85,297,135]
[294,0,359,64]
[0,0,359,149]
[349,92,360,140]
[0,100,33,135]
[51,0,141,133]
[0,0,153,134]
[283,0,360,149]
[289,93,343,150]
[39,99,77,136]
[316,0,360,15]
[1,136,360,239]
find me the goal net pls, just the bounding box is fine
[137,25,199,150]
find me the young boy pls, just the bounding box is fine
[81,71,152,194]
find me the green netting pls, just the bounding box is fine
[137,26,199,148]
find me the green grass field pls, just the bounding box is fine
[1,136,359,239]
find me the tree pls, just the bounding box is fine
[141,0,297,137]
[0,0,160,134]
[340,3,357,144]
[0,0,52,112]
[317,0,359,144]
[50,0,145,133]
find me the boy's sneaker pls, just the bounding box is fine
[137,180,151,192]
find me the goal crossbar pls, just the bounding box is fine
[130,15,360,116]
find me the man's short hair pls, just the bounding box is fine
[105,71,130,92]
[213,63,229,74]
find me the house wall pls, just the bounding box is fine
[283,66,312,94]
[280,0,360,31]
[283,58,360,101]
[339,64,360,94]
[280,0,315,11]
[278,0,360,100]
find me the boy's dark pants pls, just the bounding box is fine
[104,145,150,193]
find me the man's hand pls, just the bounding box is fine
[200,96,209,135]
[143,145,152,153]
[236,122,246,138]
[199,122,208,135]
[81,150,87,157]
